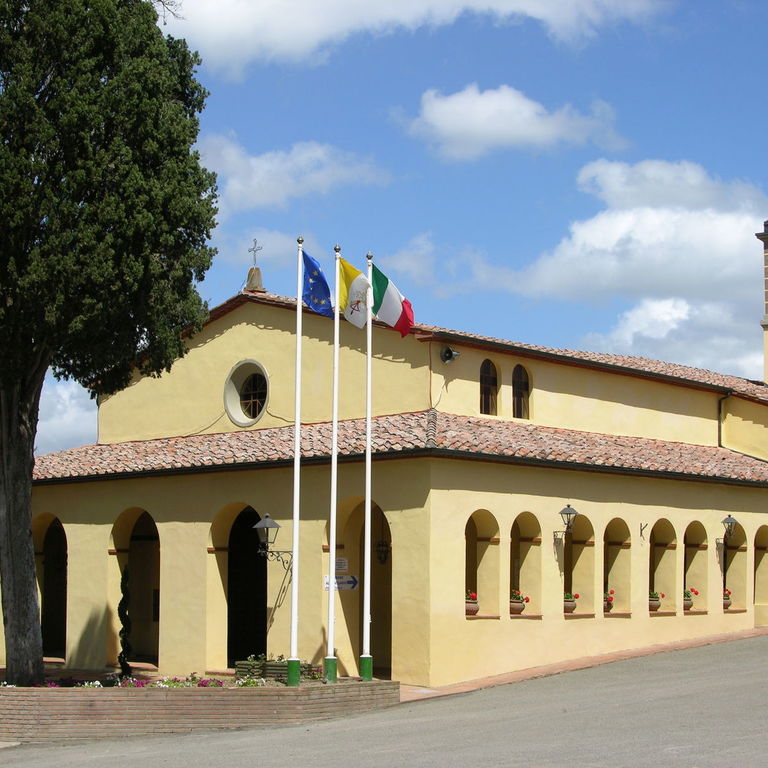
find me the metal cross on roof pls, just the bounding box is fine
[248,239,263,266]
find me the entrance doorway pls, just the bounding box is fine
[227,506,267,666]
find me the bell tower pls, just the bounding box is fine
[756,221,768,383]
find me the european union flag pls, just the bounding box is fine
[302,251,333,317]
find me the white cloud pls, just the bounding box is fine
[407,84,625,159]
[36,378,97,455]
[199,135,389,216]
[384,159,768,378]
[164,0,666,76]
[584,299,763,379]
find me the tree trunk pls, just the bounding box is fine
[0,359,48,686]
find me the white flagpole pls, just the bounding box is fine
[287,236,304,687]
[360,251,374,681]
[325,245,341,683]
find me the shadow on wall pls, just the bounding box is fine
[68,605,112,670]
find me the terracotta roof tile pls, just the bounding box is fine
[33,410,768,487]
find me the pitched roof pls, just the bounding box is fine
[33,410,768,488]
[229,290,768,404]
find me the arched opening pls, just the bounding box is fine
[510,513,541,614]
[567,514,595,612]
[512,364,530,419]
[724,522,747,610]
[126,512,160,664]
[37,518,67,658]
[466,510,500,615]
[359,506,392,678]
[603,518,630,613]
[754,526,768,624]
[227,506,267,665]
[684,522,708,609]
[479,359,499,416]
[649,519,677,611]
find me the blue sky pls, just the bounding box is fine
[37,0,768,453]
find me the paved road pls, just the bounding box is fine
[5,636,768,767]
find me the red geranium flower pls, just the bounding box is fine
[609,589,615,595]
[607,595,614,602]
[661,593,666,598]
[574,593,580,599]
[524,596,530,602]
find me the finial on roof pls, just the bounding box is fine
[244,238,265,293]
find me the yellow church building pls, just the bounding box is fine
[4,225,768,688]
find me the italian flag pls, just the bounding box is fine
[371,264,414,337]
[339,257,370,329]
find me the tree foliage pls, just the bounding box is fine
[0,0,217,685]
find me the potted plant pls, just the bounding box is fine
[683,587,698,611]
[465,589,479,616]
[509,589,530,615]
[648,590,665,611]
[603,588,615,613]
[723,588,732,610]
[563,592,579,613]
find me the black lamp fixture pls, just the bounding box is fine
[722,515,738,540]
[554,504,579,542]
[253,514,292,570]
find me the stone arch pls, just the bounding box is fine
[754,526,768,624]
[649,519,677,611]
[32,514,68,659]
[684,521,708,609]
[110,509,160,664]
[466,509,500,615]
[510,512,541,614]
[337,499,391,678]
[724,521,747,610]
[568,514,595,612]
[603,518,630,612]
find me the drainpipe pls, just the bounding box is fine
[755,220,768,383]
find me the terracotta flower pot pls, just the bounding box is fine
[465,600,479,616]
[683,597,693,611]
[604,599,613,613]
[563,599,577,614]
[648,598,661,612]
[510,600,526,615]
[723,597,732,610]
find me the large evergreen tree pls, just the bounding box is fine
[0,0,217,685]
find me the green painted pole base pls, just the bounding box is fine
[359,654,373,681]
[323,657,338,683]
[286,659,301,687]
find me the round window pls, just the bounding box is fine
[240,372,267,419]
[224,360,269,427]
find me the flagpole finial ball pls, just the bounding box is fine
[367,251,374,262]
[297,236,304,245]
[334,244,341,253]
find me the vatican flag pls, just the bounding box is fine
[338,257,371,329]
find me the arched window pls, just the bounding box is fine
[479,359,498,415]
[512,365,529,419]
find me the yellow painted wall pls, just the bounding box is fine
[429,343,719,445]
[12,454,768,689]
[98,302,431,444]
[423,458,767,687]
[722,396,768,461]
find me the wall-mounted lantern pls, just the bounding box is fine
[253,514,292,570]
[554,504,579,542]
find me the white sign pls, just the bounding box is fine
[335,557,349,573]
[323,574,360,591]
